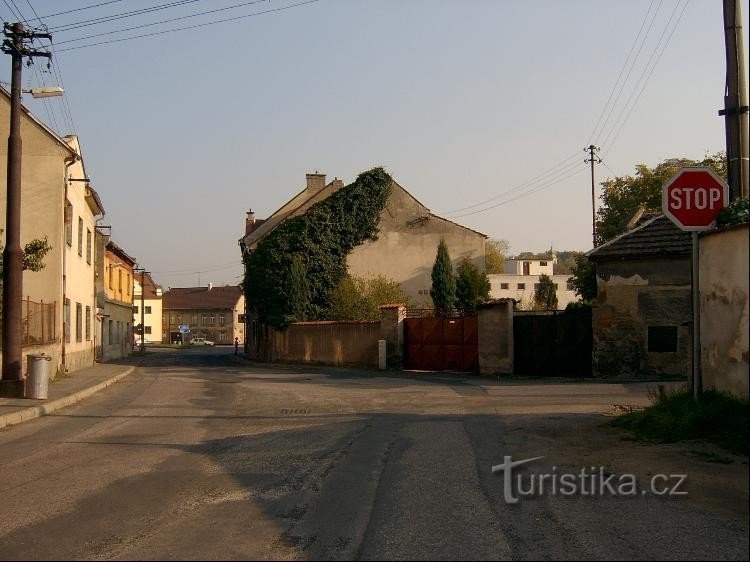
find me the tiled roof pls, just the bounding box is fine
[587,215,691,260]
[163,285,242,310]
[139,272,162,299]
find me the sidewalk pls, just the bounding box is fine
[0,362,136,430]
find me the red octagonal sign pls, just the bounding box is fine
[662,167,728,231]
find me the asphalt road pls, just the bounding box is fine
[0,348,747,560]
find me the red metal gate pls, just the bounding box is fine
[404,316,478,372]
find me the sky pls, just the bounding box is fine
[2,0,748,289]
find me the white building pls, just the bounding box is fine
[133,273,163,345]
[488,257,578,310]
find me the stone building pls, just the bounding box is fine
[240,172,487,305]
[587,214,692,378]
[162,284,245,345]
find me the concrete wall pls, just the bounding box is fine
[248,305,405,368]
[504,259,554,276]
[592,257,691,378]
[0,92,74,379]
[477,300,514,374]
[489,273,578,310]
[700,224,749,399]
[347,183,486,305]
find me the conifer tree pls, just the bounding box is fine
[430,239,456,316]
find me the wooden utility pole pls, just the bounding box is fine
[1,23,52,397]
[585,145,601,247]
[721,0,749,200]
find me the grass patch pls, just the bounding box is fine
[611,386,749,456]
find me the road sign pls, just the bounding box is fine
[662,167,729,231]
[178,324,190,334]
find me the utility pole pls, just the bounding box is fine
[1,23,52,398]
[584,145,601,248]
[720,0,749,200]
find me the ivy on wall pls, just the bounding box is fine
[244,167,392,328]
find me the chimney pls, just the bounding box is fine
[331,176,344,190]
[306,172,326,194]
[208,282,213,291]
[245,209,256,235]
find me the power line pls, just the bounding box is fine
[50,0,206,33]
[588,0,660,144]
[55,0,269,46]
[603,0,691,153]
[441,151,581,215]
[56,0,322,52]
[37,0,125,21]
[151,261,241,275]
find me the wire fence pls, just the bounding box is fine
[0,298,57,347]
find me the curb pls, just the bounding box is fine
[0,366,136,431]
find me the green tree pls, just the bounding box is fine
[485,238,509,274]
[568,253,597,302]
[0,237,52,301]
[596,152,726,245]
[329,274,409,321]
[288,255,310,322]
[533,273,558,310]
[455,257,490,313]
[430,239,456,316]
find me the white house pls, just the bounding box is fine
[489,257,578,310]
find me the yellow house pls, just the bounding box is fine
[96,233,136,360]
[1,87,103,378]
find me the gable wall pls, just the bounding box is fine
[347,184,486,306]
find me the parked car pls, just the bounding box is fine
[134,338,152,346]
[190,337,214,346]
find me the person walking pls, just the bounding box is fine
[234,337,239,355]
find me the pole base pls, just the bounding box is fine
[0,378,26,398]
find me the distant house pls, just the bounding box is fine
[1,87,104,378]
[162,284,245,345]
[489,256,577,309]
[133,272,163,345]
[240,172,487,305]
[587,214,692,378]
[95,235,136,361]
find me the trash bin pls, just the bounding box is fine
[26,353,52,400]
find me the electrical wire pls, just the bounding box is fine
[587,0,660,144]
[50,0,206,33]
[37,0,125,22]
[56,0,322,52]
[55,0,269,45]
[441,151,581,215]
[603,0,691,154]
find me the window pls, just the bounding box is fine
[540,261,548,266]
[500,283,509,290]
[118,270,122,293]
[86,229,92,264]
[208,314,215,325]
[517,283,525,290]
[219,314,225,326]
[109,320,114,344]
[202,314,207,326]
[133,305,139,314]
[64,299,71,343]
[145,306,152,314]
[85,306,91,341]
[648,326,678,352]
[109,265,113,289]
[218,331,226,342]
[76,302,82,342]
[144,326,152,335]
[64,202,73,246]
[523,262,530,275]
[77,217,83,256]
[238,314,246,323]
[127,274,131,295]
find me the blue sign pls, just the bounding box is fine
[178,324,190,334]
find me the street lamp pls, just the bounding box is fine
[24,86,63,99]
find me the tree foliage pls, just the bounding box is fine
[485,238,509,274]
[244,168,392,328]
[288,255,310,322]
[430,239,456,316]
[533,273,558,310]
[455,257,490,313]
[0,237,52,277]
[596,153,727,245]
[329,274,410,321]
[716,197,749,226]
[568,253,597,302]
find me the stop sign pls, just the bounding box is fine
[662,167,728,231]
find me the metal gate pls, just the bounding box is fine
[513,309,592,377]
[404,316,479,372]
